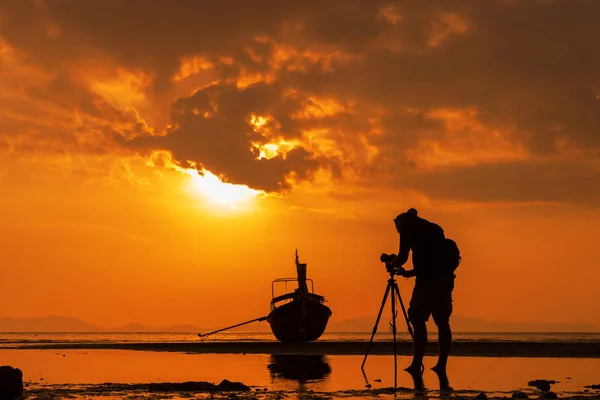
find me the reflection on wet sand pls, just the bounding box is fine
[267,354,331,383]
[404,368,452,393]
[2,349,600,397]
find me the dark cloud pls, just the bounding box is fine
[1,0,599,201]
[406,160,600,204]
[129,81,327,192]
[0,0,385,90]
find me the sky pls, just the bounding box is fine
[1,0,599,330]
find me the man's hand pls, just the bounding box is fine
[380,253,395,263]
[384,261,405,275]
[399,268,417,278]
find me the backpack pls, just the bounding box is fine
[442,238,461,273]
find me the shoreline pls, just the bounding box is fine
[21,383,600,400]
[5,340,600,357]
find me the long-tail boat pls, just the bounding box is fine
[266,251,332,342]
[197,250,331,342]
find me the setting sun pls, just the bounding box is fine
[185,168,263,209]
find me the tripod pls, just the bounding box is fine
[361,270,414,389]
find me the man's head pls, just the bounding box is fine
[394,208,418,232]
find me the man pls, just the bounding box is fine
[385,208,456,379]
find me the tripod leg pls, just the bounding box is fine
[394,281,414,339]
[391,282,398,389]
[361,282,392,371]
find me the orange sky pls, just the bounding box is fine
[1,0,600,329]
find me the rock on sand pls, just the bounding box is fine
[540,391,558,399]
[528,379,557,392]
[0,366,23,400]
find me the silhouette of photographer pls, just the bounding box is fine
[381,208,460,382]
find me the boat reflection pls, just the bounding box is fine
[267,354,332,383]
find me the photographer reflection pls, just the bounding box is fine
[382,208,460,382]
[409,373,452,400]
[267,354,331,383]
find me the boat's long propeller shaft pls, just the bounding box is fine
[197,316,267,341]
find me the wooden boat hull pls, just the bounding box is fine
[267,301,332,343]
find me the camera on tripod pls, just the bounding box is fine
[380,253,396,274]
[363,252,415,387]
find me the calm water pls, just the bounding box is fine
[3,333,600,397]
[2,350,600,394]
[1,331,600,347]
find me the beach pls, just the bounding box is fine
[2,333,600,399]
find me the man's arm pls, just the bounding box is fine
[389,235,410,268]
[400,269,417,278]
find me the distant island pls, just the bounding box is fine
[1,315,598,333]
[326,315,600,333]
[0,316,206,333]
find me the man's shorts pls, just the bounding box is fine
[407,277,454,325]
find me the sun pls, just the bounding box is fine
[185,168,263,209]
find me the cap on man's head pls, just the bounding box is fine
[394,208,418,225]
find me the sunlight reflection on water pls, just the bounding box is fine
[2,349,600,395]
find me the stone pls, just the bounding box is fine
[217,379,251,392]
[528,380,557,392]
[0,366,24,400]
[476,392,488,399]
[584,384,600,390]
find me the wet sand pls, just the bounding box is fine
[20,383,600,400]
[5,350,600,399]
[8,340,600,357]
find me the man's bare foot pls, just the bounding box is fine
[405,367,425,392]
[431,364,446,374]
[404,363,424,376]
[431,365,452,392]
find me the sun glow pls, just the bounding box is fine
[185,168,263,209]
[146,151,264,210]
[247,113,299,160]
[250,114,270,130]
[251,140,299,160]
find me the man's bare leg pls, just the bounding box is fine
[431,319,452,374]
[404,320,427,375]
[432,365,452,392]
